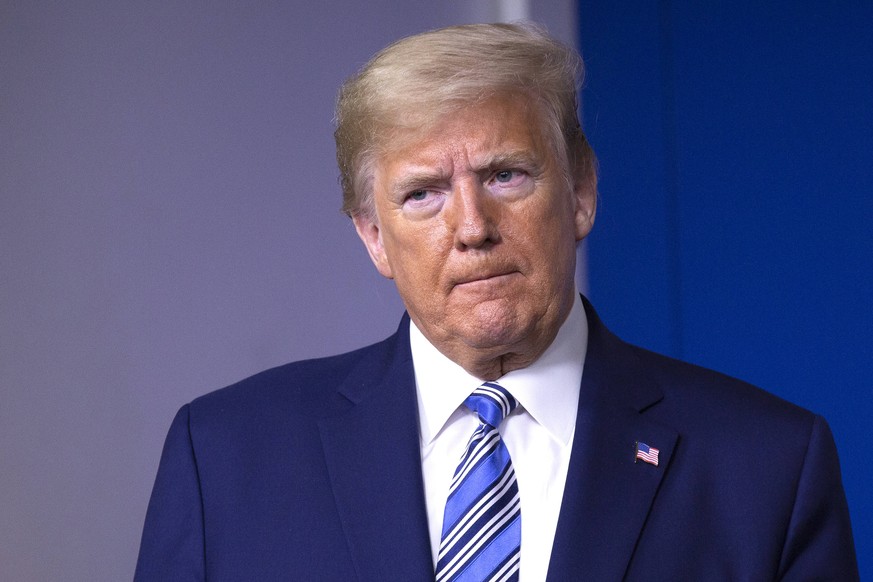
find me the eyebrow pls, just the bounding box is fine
[475,150,542,173]
[390,170,450,197]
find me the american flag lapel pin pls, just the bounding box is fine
[635,441,660,466]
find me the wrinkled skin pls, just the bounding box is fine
[354,94,596,380]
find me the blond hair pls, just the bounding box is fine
[334,22,597,217]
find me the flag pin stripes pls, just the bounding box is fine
[635,441,660,466]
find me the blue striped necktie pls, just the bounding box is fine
[435,381,521,582]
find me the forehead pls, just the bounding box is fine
[375,94,557,178]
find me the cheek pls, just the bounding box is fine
[512,199,572,246]
[511,199,578,278]
[384,230,445,287]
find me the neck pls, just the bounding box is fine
[410,290,578,381]
[456,350,543,381]
[434,314,567,380]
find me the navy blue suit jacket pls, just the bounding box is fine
[135,299,858,580]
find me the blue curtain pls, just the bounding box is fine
[579,2,872,577]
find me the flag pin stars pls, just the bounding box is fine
[635,441,660,466]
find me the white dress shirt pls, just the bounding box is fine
[412,294,588,581]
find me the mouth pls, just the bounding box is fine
[453,271,520,289]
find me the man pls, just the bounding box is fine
[135,23,858,581]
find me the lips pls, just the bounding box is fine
[453,270,519,288]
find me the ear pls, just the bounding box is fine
[573,173,597,242]
[352,213,394,279]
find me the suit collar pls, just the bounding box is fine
[318,315,435,580]
[577,296,665,413]
[547,297,678,581]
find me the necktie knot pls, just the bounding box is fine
[464,381,518,429]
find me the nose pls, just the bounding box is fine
[448,180,501,250]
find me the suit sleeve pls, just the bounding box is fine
[134,405,206,581]
[777,415,859,581]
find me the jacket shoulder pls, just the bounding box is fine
[630,343,814,429]
[187,329,403,424]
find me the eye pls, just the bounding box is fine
[495,170,515,183]
[485,167,534,200]
[403,188,443,210]
[401,187,444,217]
[490,169,528,188]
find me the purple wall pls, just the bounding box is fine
[0,2,576,579]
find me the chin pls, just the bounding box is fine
[456,311,532,350]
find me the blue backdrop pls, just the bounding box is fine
[579,1,872,577]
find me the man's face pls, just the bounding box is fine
[354,94,595,377]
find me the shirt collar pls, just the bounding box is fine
[412,294,588,447]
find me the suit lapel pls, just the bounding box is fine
[318,302,679,580]
[547,300,678,581]
[318,319,434,581]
